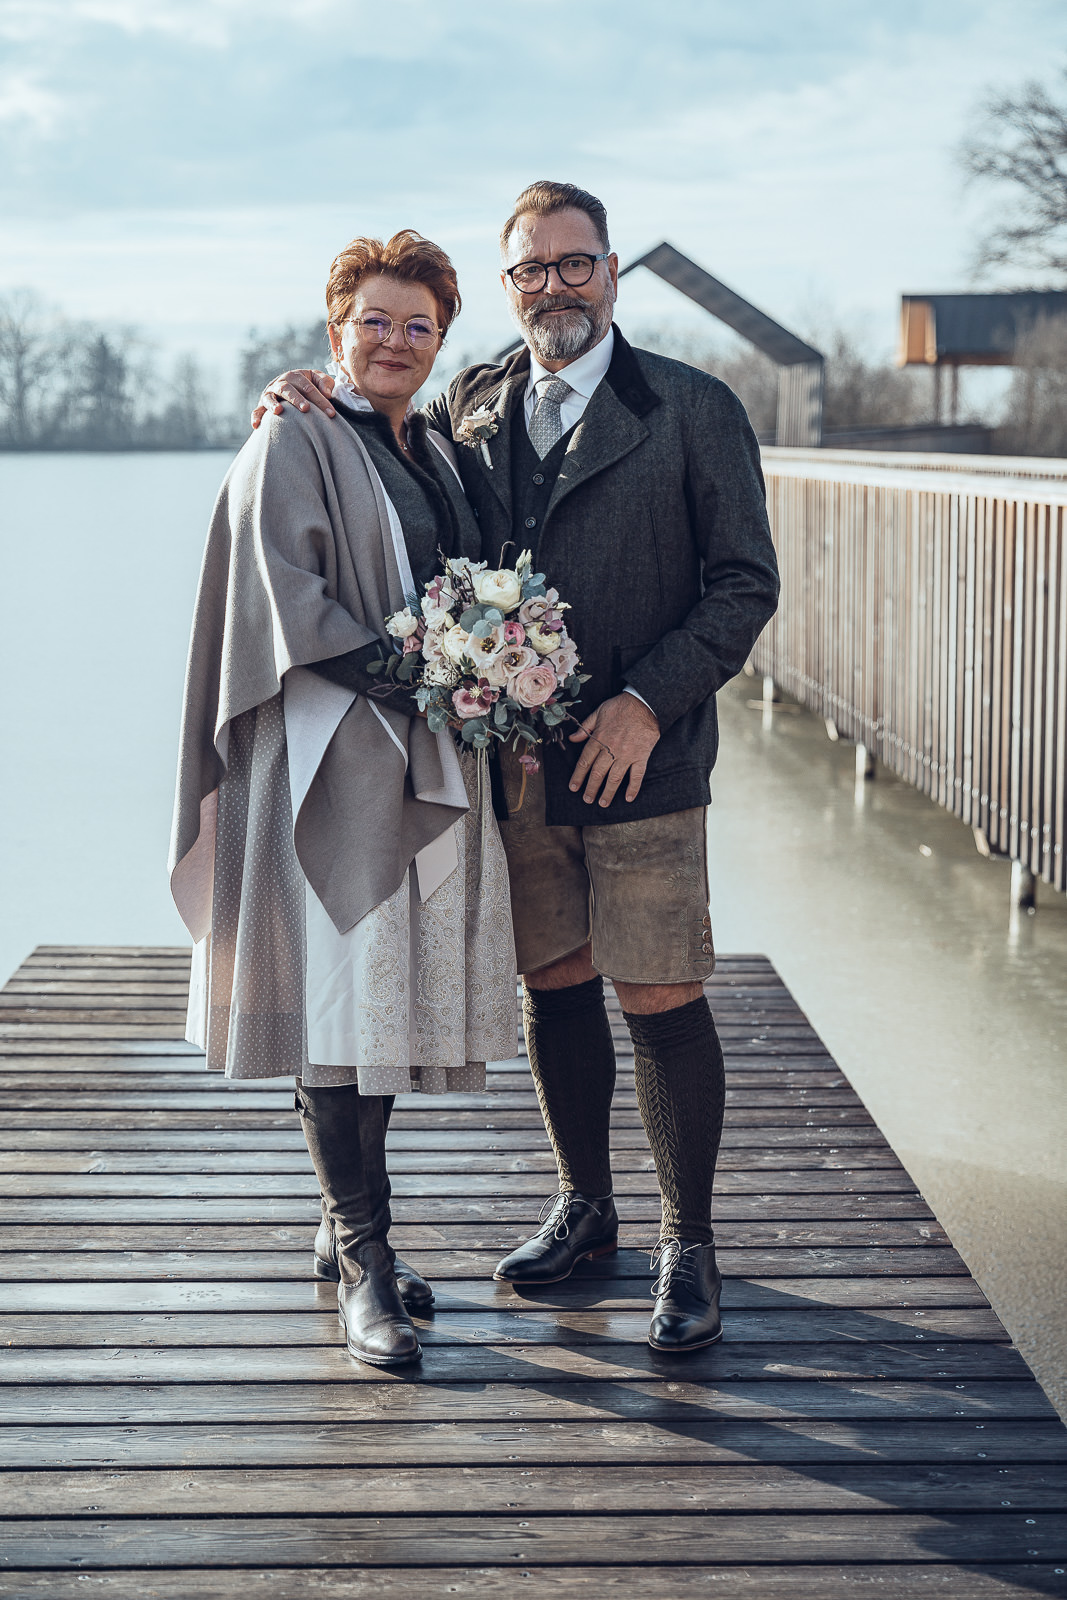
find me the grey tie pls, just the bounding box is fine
[528,376,574,459]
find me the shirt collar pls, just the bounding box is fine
[526,325,614,399]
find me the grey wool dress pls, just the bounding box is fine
[169,399,518,1094]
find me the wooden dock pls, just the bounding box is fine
[1,945,1065,1598]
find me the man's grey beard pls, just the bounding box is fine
[511,286,614,363]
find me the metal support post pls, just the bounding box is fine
[1009,860,1037,913]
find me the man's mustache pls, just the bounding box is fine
[527,295,590,319]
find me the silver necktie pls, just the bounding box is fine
[528,376,574,459]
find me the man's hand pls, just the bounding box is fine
[251,369,337,430]
[568,693,660,807]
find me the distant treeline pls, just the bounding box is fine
[0,291,330,451]
[3,289,1066,455]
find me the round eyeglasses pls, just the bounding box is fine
[345,314,443,349]
[506,253,610,294]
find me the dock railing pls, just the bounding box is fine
[754,447,1067,893]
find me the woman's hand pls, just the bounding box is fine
[251,369,337,430]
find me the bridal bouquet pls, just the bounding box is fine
[377,550,587,771]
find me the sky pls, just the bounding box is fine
[3,0,1067,395]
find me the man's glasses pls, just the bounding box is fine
[506,253,610,294]
[346,314,442,349]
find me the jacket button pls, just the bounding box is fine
[524,516,537,529]
[532,473,545,486]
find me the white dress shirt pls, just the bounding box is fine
[523,326,614,433]
[520,326,653,720]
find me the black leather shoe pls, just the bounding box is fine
[493,1191,619,1285]
[336,1242,422,1366]
[314,1215,434,1310]
[648,1237,723,1351]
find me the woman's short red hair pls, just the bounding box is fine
[326,229,461,333]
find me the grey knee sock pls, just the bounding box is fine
[623,996,725,1245]
[523,975,616,1197]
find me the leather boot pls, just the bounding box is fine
[313,1207,434,1310]
[493,1191,619,1284]
[337,1241,421,1366]
[294,1082,423,1358]
[648,1237,723,1351]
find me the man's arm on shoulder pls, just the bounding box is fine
[622,379,780,730]
[250,370,336,431]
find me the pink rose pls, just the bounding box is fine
[547,643,579,678]
[511,665,557,708]
[402,634,422,654]
[518,595,549,625]
[503,619,525,645]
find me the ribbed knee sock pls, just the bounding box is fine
[624,996,726,1245]
[523,975,616,1197]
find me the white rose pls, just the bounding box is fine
[421,598,454,630]
[440,624,473,663]
[424,656,460,687]
[385,606,420,639]
[524,621,558,656]
[473,568,523,611]
[479,652,511,688]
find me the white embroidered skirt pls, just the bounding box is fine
[188,694,517,1093]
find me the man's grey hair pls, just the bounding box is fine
[500,181,610,255]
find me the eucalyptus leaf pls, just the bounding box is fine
[484,607,504,624]
[471,620,493,638]
[427,710,448,733]
[459,606,485,631]
[365,659,385,676]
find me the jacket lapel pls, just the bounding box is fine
[546,384,649,520]
[545,326,659,520]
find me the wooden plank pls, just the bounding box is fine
[5,1417,1063,1469]
[4,1462,1063,1515]
[0,1246,972,1279]
[0,1511,1063,1566]
[1,1380,1054,1425]
[0,1340,1028,1384]
[0,1275,994,1313]
[0,1566,1061,1599]
[0,1305,1011,1347]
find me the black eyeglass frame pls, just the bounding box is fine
[343,314,444,349]
[505,252,611,294]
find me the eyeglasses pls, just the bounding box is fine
[506,253,610,294]
[345,314,443,349]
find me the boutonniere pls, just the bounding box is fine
[455,403,500,469]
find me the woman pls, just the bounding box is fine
[169,231,517,1366]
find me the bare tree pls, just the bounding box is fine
[997,314,1067,456]
[961,67,1067,279]
[238,322,328,415]
[0,290,65,445]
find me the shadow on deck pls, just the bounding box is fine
[0,946,1064,1598]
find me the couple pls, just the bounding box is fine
[170,179,780,1368]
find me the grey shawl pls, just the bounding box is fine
[169,407,468,942]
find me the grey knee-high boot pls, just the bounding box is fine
[295,1082,420,1366]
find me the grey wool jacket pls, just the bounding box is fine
[422,325,781,826]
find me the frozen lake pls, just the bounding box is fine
[0,451,234,985]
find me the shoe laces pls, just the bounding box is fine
[536,1190,579,1241]
[650,1236,702,1297]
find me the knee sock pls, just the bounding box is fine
[523,975,616,1197]
[296,1082,393,1280]
[623,996,726,1245]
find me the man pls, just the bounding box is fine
[258,181,780,1351]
